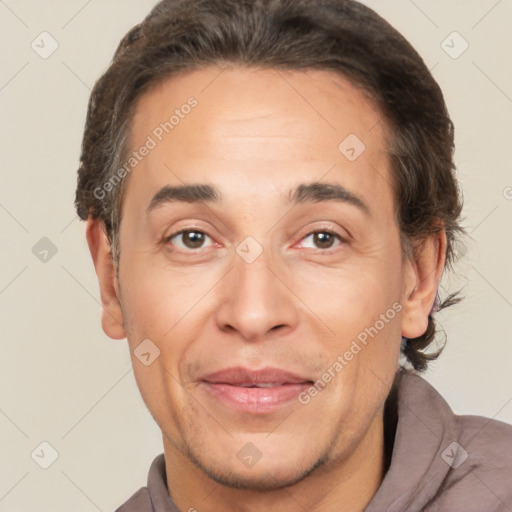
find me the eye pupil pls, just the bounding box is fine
[183,231,204,249]
[314,232,334,248]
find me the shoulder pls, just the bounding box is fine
[402,372,512,510]
[456,411,512,453]
[403,371,512,463]
[429,413,512,511]
[453,412,512,480]
[114,487,153,512]
[368,370,512,512]
[402,371,512,468]
[113,453,178,512]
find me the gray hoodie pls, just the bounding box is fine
[115,370,512,511]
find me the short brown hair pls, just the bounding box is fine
[75,0,465,371]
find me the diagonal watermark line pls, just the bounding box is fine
[429,61,439,73]
[368,367,388,388]
[60,214,79,233]
[471,471,512,512]
[0,472,29,502]
[367,117,383,133]
[0,265,28,296]
[472,61,512,104]
[422,61,439,82]
[402,401,440,440]
[265,164,336,235]
[161,366,234,437]
[370,368,439,440]
[471,265,512,309]
[265,265,336,335]
[0,62,29,92]
[164,267,234,337]
[466,395,512,445]
[61,60,91,90]
[201,64,229,93]
[264,410,295,439]
[163,163,230,233]
[275,70,337,131]
[472,0,503,29]
[407,0,439,29]
[0,203,29,233]
[388,471,440,510]
[263,470,309,511]
[0,0,29,28]
[0,407,29,438]
[197,482,221,508]
[61,368,132,439]
[61,471,103,511]
[61,0,93,29]
[368,163,393,188]
[368,60,438,137]
[60,265,124,327]
[60,265,100,304]
[470,205,500,234]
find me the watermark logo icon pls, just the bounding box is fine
[441,32,469,59]
[134,339,161,366]
[339,134,366,162]
[236,236,263,264]
[31,441,59,469]
[237,442,263,468]
[441,441,468,469]
[32,237,58,263]
[31,32,59,59]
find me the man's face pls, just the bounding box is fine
[113,66,410,488]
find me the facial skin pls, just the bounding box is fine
[86,66,446,512]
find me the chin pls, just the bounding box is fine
[202,465,312,491]
[188,448,330,491]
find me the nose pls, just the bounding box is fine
[214,247,299,342]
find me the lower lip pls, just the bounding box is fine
[201,382,312,414]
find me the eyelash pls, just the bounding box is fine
[163,227,346,254]
[298,228,346,253]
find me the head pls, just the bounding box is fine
[76,0,463,492]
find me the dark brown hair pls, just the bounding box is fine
[75,0,464,371]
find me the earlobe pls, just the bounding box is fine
[401,229,447,340]
[85,217,126,340]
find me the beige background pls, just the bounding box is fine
[0,0,511,510]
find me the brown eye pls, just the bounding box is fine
[166,230,212,250]
[299,230,344,251]
[313,232,336,249]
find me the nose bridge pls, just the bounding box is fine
[215,239,297,341]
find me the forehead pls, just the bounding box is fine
[125,66,392,215]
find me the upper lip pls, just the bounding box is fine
[201,366,314,386]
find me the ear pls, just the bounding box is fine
[85,217,126,340]
[401,228,447,339]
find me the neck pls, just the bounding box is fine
[163,410,386,512]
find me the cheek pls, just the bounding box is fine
[119,258,207,340]
[292,256,403,335]
[119,259,217,388]
[289,250,404,406]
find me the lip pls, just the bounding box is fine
[201,366,312,386]
[200,366,314,414]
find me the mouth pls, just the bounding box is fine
[235,382,291,388]
[199,366,314,414]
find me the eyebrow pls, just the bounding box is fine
[146,181,370,215]
[147,184,220,213]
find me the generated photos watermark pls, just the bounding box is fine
[298,301,403,405]
[93,96,198,201]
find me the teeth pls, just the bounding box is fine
[239,383,285,388]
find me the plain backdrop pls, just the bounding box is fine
[0,0,511,510]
